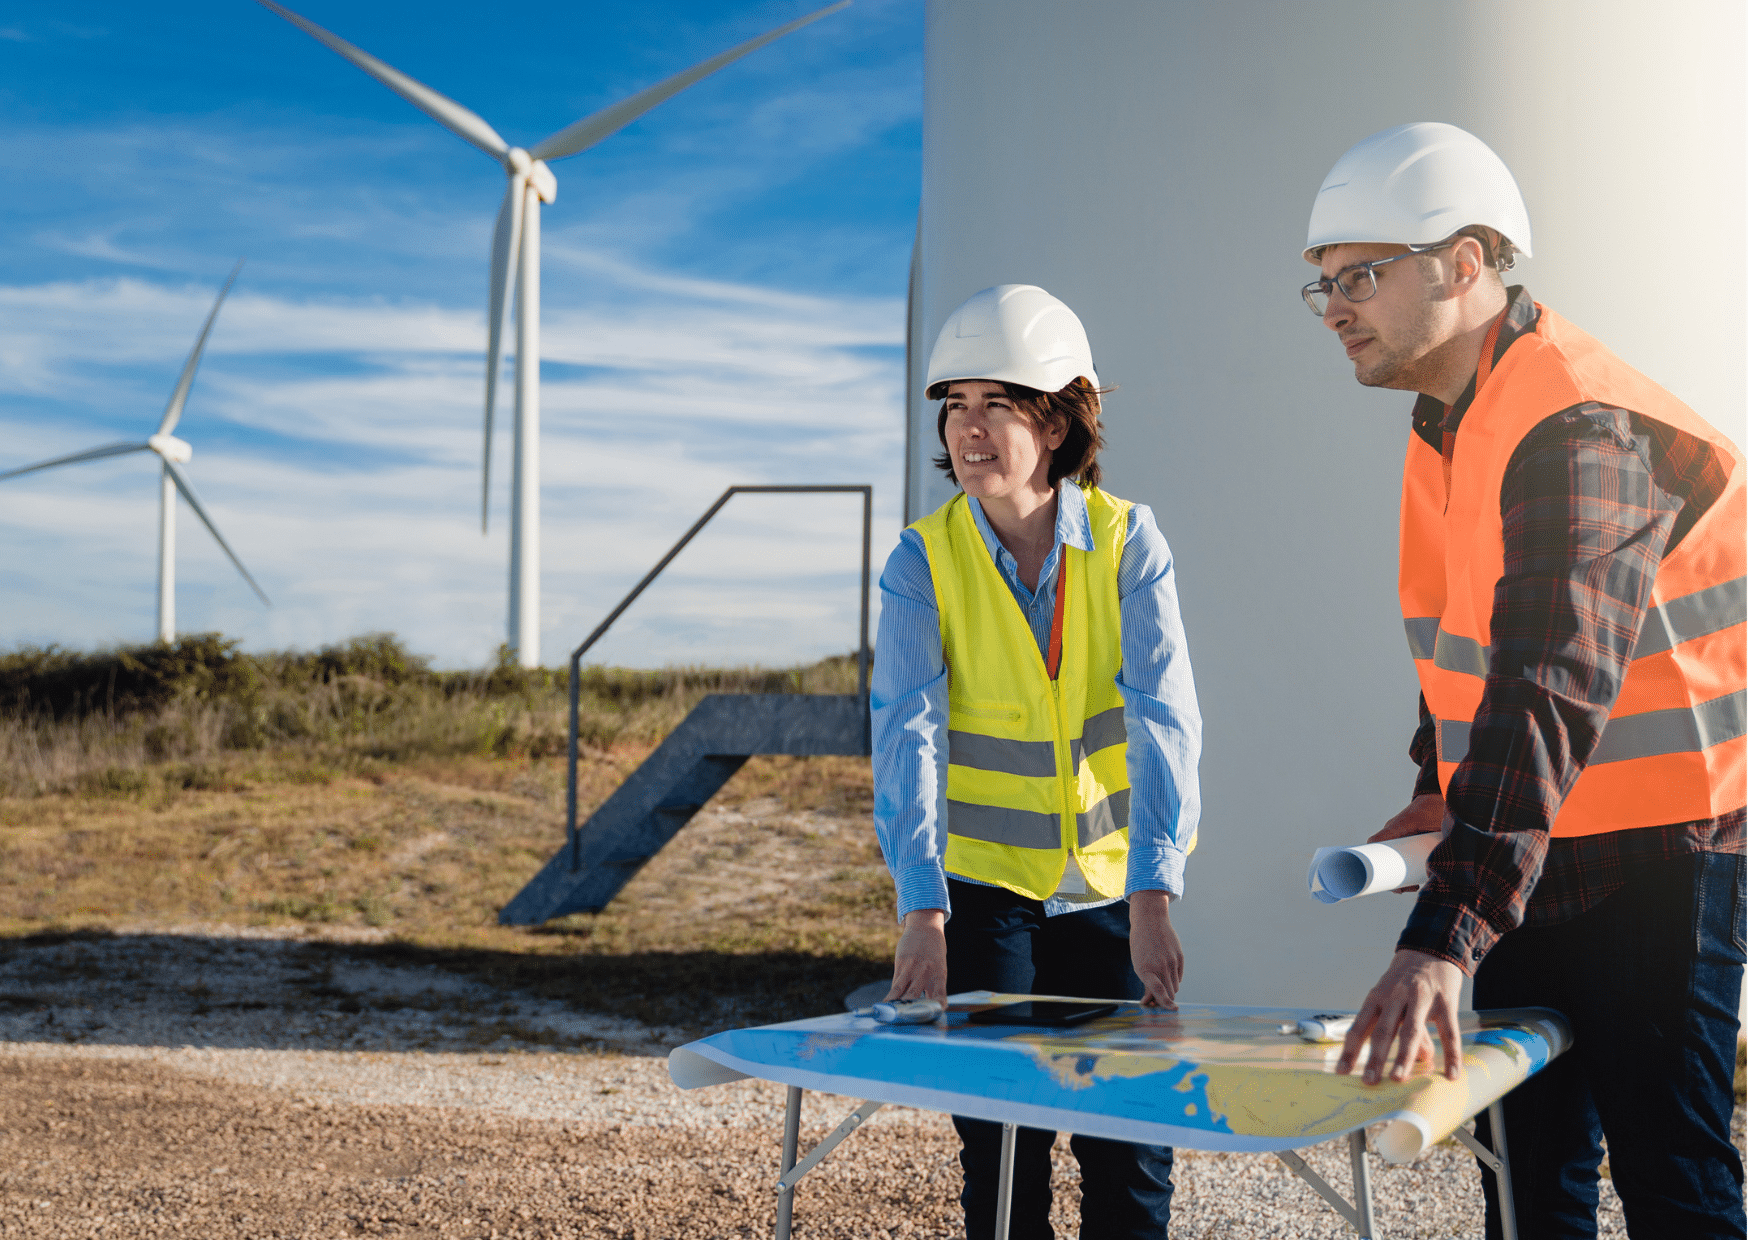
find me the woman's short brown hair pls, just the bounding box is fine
[931,377,1109,490]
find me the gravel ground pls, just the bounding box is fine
[0,926,1702,1239]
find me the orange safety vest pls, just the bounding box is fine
[1399,305,1746,836]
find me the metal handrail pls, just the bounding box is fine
[565,484,873,869]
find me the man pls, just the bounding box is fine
[1301,121,1745,1239]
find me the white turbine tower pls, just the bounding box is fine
[259,0,849,668]
[0,260,270,642]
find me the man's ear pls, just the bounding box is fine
[1046,414,1069,451]
[1450,235,1489,289]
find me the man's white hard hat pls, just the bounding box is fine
[924,284,1099,398]
[1304,121,1532,265]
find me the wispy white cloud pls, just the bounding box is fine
[2,7,918,668]
[0,255,905,668]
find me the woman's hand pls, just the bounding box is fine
[887,909,948,1001]
[1129,890,1182,1008]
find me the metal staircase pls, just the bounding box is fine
[499,693,867,922]
[499,485,872,926]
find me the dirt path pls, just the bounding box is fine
[1,1055,972,1240]
[0,1051,1550,1240]
[6,1040,1673,1240]
[0,918,1689,1238]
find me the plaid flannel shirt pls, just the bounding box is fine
[1397,287,1742,971]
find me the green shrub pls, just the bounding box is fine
[0,634,869,798]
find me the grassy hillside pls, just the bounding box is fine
[0,635,893,1031]
[0,632,864,797]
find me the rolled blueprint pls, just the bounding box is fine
[1308,833,1440,904]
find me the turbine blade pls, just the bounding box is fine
[0,441,151,482]
[527,0,849,163]
[256,0,509,161]
[162,459,272,608]
[159,258,244,436]
[482,177,525,533]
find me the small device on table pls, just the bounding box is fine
[967,999,1119,1027]
[1279,1013,1356,1042]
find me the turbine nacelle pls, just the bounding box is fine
[148,433,193,464]
[505,148,557,204]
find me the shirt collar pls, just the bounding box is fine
[966,482,1094,570]
[1410,284,1540,448]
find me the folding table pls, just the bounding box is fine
[669,992,1570,1240]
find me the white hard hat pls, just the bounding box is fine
[1304,122,1532,265]
[924,284,1099,398]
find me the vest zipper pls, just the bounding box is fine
[1051,675,1076,861]
[1047,549,1076,862]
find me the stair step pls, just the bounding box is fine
[499,693,867,925]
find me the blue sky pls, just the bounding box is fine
[0,0,920,669]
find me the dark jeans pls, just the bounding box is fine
[944,878,1174,1240]
[1473,850,1745,1240]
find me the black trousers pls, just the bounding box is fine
[1473,851,1745,1240]
[944,878,1174,1240]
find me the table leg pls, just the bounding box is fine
[774,1085,802,1240]
[993,1121,1017,1240]
[1275,1147,1365,1234]
[775,1101,884,1194]
[1488,1100,1518,1240]
[1348,1129,1378,1239]
[1452,1106,1520,1240]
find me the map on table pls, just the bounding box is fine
[669,993,1570,1162]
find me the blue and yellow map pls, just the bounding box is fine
[670,993,1569,1162]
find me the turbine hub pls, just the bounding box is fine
[148,433,192,463]
[505,148,556,204]
[528,160,557,204]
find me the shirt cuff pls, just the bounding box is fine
[1395,885,1503,975]
[1125,843,1187,900]
[1409,714,1441,798]
[894,863,951,923]
[1395,813,1544,973]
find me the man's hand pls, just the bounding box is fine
[1129,890,1183,1008]
[886,909,947,1002]
[1370,793,1451,891]
[1370,792,1447,844]
[1336,949,1466,1084]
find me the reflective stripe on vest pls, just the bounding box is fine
[945,786,1131,850]
[1399,304,1747,835]
[946,705,1128,779]
[1438,690,1747,765]
[914,486,1134,900]
[1407,576,1748,677]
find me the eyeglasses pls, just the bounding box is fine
[1301,241,1456,317]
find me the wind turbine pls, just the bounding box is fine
[0,261,270,643]
[259,0,849,668]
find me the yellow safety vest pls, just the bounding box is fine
[913,485,1133,900]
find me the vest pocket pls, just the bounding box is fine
[950,701,1024,725]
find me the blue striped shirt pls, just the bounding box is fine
[870,483,1202,921]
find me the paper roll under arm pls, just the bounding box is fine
[1307,833,1440,903]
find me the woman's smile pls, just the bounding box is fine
[941,380,1061,504]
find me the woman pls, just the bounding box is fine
[870,284,1202,1240]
